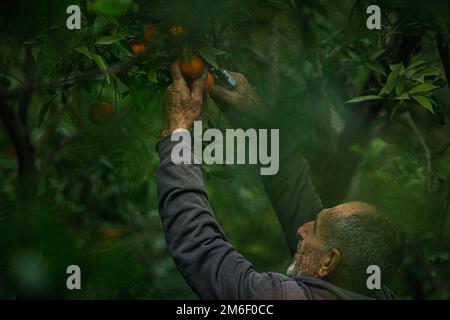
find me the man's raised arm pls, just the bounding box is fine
[210,76,323,256]
[156,62,306,300]
[261,142,323,256]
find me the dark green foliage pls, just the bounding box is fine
[0,0,449,299]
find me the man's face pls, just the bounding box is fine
[287,209,330,278]
[287,202,374,278]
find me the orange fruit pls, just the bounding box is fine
[179,55,204,80]
[205,72,214,92]
[142,24,157,44]
[89,102,114,125]
[101,227,121,240]
[128,40,146,54]
[168,25,187,39]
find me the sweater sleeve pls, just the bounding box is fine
[156,134,307,300]
[262,142,323,256]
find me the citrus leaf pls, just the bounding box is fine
[366,61,386,76]
[91,53,110,84]
[407,60,427,71]
[412,95,434,113]
[395,80,405,96]
[181,47,192,64]
[369,49,385,61]
[198,48,219,69]
[380,64,401,96]
[32,45,42,61]
[407,60,428,74]
[346,95,383,103]
[74,46,92,59]
[95,35,124,45]
[148,71,158,84]
[396,92,410,100]
[37,99,54,128]
[346,48,362,62]
[408,83,439,94]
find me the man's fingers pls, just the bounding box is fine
[228,71,244,80]
[170,60,187,87]
[191,71,207,102]
[227,71,246,85]
[209,84,235,102]
[209,85,238,110]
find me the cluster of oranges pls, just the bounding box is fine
[128,24,214,91]
[127,24,158,55]
[127,24,185,55]
[90,25,214,125]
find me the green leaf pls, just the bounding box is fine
[91,53,110,84]
[408,83,439,94]
[95,35,125,45]
[395,80,404,96]
[181,47,193,65]
[346,95,383,103]
[198,48,219,69]
[346,48,362,62]
[379,64,401,96]
[37,99,54,128]
[369,49,385,61]
[31,45,42,61]
[407,60,427,71]
[365,61,386,76]
[115,41,134,57]
[370,138,387,156]
[92,16,111,34]
[148,71,158,84]
[74,46,92,59]
[396,92,410,100]
[208,47,227,56]
[412,95,434,113]
[413,69,441,83]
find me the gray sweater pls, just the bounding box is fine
[156,136,396,300]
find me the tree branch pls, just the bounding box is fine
[1,52,149,99]
[404,112,432,190]
[0,97,36,183]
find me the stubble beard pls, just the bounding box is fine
[287,241,304,278]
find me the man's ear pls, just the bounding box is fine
[318,248,341,278]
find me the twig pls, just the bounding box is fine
[18,44,34,124]
[1,52,149,99]
[404,112,432,190]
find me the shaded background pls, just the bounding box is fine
[0,0,449,299]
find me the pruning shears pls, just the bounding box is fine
[199,53,237,90]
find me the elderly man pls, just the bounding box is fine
[156,61,404,300]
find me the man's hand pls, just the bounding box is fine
[209,72,262,119]
[161,60,207,138]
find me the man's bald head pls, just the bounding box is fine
[289,201,405,293]
[321,201,404,291]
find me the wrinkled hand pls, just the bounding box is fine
[209,72,261,119]
[161,60,207,138]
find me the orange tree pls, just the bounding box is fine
[0,0,449,299]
